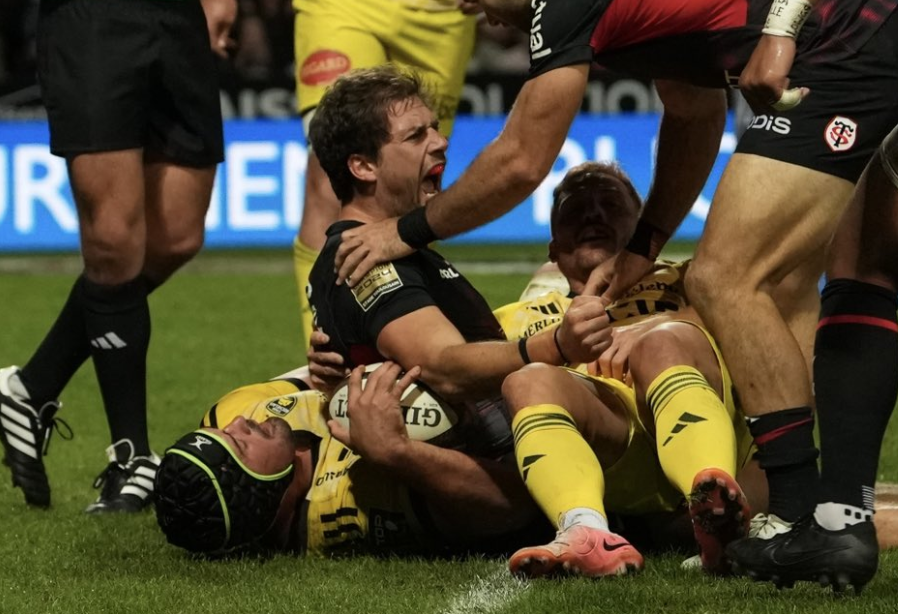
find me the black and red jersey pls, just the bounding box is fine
[529,0,898,87]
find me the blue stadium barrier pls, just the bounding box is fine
[0,114,736,252]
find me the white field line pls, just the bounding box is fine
[438,567,529,614]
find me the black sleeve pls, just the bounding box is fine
[331,256,437,347]
[528,0,609,78]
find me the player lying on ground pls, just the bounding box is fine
[154,362,546,556]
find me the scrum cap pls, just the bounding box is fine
[154,430,294,555]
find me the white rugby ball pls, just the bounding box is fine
[327,363,460,447]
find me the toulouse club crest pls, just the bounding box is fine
[824,116,858,152]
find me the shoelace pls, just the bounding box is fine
[39,402,73,456]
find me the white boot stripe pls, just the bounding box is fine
[134,466,157,478]
[6,434,38,459]
[121,484,150,499]
[131,476,155,491]
[1,416,36,444]
[1,403,35,427]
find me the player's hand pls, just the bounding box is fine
[593,317,666,383]
[738,34,809,114]
[335,217,414,287]
[327,362,422,465]
[584,250,655,304]
[307,329,349,397]
[457,0,483,15]
[555,296,613,364]
[200,0,237,58]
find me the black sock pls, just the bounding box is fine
[815,279,898,511]
[748,407,819,522]
[19,274,162,409]
[20,276,91,406]
[81,276,152,458]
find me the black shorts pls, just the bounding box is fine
[737,9,898,182]
[36,0,224,166]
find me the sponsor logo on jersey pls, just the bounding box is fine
[530,0,552,61]
[825,115,857,152]
[439,267,460,279]
[370,509,412,548]
[351,263,403,311]
[300,50,351,86]
[189,435,213,451]
[266,395,297,416]
[747,114,792,135]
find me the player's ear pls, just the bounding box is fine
[548,239,559,263]
[348,154,377,183]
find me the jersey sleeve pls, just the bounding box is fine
[528,0,608,78]
[338,256,438,343]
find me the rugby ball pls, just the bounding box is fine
[327,363,461,447]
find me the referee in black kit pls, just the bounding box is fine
[0,0,235,513]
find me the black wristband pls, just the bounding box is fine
[397,206,438,249]
[553,327,571,365]
[518,337,532,365]
[625,219,670,260]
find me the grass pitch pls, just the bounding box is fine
[2,245,898,614]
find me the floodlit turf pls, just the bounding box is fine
[2,246,898,614]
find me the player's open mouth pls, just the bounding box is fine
[422,163,444,196]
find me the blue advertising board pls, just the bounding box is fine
[0,114,736,252]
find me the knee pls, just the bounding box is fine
[501,364,557,415]
[144,230,205,281]
[629,323,716,389]
[684,258,734,312]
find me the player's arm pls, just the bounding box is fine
[335,65,589,286]
[329,363,539,536]
[376,297,611,402]
[739,0,818,113]
[586,81,726,300]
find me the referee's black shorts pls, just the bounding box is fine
[36,0,224,166]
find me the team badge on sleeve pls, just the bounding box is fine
[351,264,403,311]
[266,395,298,417]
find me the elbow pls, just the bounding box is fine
[505,154,550,194]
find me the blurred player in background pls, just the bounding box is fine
[0,0,236,513]
[155,361,544,556]
[291,0,477,347]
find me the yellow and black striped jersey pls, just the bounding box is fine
[493,260,689,341]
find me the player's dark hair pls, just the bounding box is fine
[154,430,294,556]
[309,65,433,204]
[550,161,643,233]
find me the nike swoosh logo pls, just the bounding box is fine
[603,540,629,551]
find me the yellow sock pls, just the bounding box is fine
[647,366,737,496]
[293,236,319,347]
[512,404,607,528]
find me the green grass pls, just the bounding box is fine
[2,246,898,614]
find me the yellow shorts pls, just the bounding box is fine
[293,0,475,136]
[570,322,753,515]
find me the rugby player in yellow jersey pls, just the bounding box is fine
[155,362,543,555]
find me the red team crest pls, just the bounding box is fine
[824,115,858,152]
[300,50,351,86]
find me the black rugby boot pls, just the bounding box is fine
[727,516,878,594]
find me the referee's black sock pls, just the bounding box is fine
[82,276,152,459]
[748,407,819,522]
[20,276,91,406]
[815,279,898,512]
